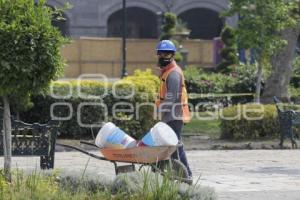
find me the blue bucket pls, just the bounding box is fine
[95,122,136,149]
[140,122,178,146]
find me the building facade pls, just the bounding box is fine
[47,0,237,39]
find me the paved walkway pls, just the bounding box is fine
[1,149,300,200]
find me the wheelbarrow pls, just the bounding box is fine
[57,141,192,185]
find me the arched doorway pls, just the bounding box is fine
[107,7,158,38]
[178,8,224,40]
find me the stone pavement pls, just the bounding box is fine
[188,150,300,200]
[1,149,300,200]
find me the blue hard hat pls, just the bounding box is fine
[156,40,176,52]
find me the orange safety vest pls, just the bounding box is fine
[156,63,191,123]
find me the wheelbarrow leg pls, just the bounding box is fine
[113,161,118,175]
[113,161,136,175]
[152,159,191,185]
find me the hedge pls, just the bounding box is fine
[220,104,279,140]
[184,65,257,95]
[20,70,160,139]
[221,103,300,140]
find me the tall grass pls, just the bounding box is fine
[0,169,111,200]
[0,168,215,200]
[111,167,201,200]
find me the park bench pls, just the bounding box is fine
[273,96,299,149]
[0,108,58,169]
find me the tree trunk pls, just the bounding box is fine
[261,27,300,103]
[254,61,263,103]
[2,96,12,182]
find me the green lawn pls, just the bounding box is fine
[183,115,221,139]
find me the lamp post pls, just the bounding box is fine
[121,0,128,78]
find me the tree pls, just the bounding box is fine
[261,4,300,103]
[0,0,67,181]
[224,0,299,102]
[159,12,183,62]
[217,26,239,74]
[160,12,176,41]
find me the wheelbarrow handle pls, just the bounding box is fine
[80,140,98,148]
[56,143,108,161]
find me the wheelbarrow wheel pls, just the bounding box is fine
[152,159,191,184]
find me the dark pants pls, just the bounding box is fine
[167,120,192,176]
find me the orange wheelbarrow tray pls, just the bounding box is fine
[57,141,180,166]
[100,145,178,164]
[57,142,191,184]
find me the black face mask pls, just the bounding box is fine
[158,57,172,68]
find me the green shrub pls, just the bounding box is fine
[217,26,238,74]
[184,66,255,106]
[160,12,176,40]
[159,12,183,63]
[184,67,233,94]
[232,64,257,93]
[184,65,256,95]
[220,104,279,140]
[290,56,300,88]
[21,69,160,139]
[290,86,300,102]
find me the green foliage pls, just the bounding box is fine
[21,70,160,139]
[217,26,238,74]
[221,26,236,46]
[289,56,300,99]
[171,40,183,62]
[224,0,298,57]
[159,12,183,62]
[223,0,300,101]
[0,170,215,200]
[289,86,300,100]
[290,56,300,88]
[183,115,221,138]
[184,65,257,105]
[123,69,160,99]
[184,65,257,94]
[184,67,226,94]
[0,0,67,105]
[0,170,114,199]
[174,51,183,63]
[220,104,279,140]
[175,19,190,33]
[233,64,257,93]
[160,12,176,40]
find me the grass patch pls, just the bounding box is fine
[183,112,221,138]
[0,170,112,200]
[0,169,216,200]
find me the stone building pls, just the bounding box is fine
[47,0,237,39]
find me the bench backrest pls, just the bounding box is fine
[0,109,58,156]
[273,96,284,113]
[273,96,296,126]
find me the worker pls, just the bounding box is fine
[155,40,192,178]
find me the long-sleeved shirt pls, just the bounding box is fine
[160,70,183,123]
